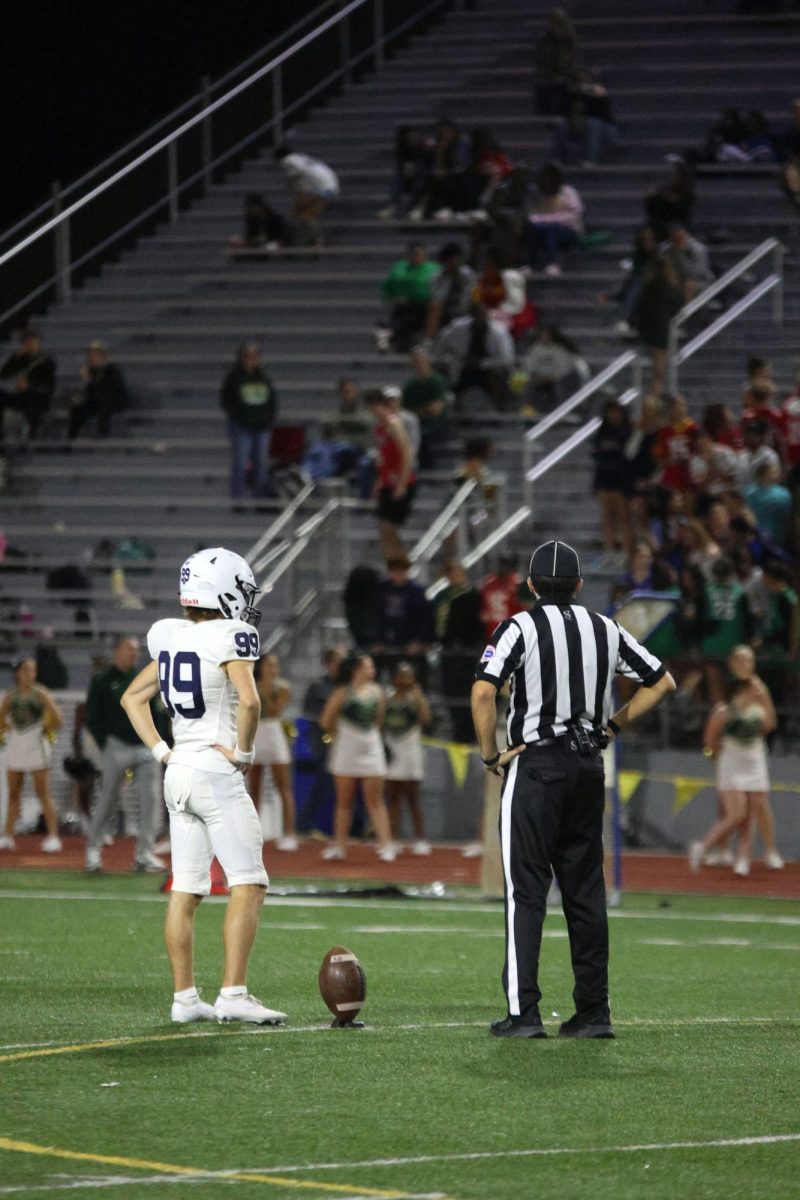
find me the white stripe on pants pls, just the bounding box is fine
[500,755,521,1016]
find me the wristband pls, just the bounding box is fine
[481,751,500,767]
[151,740,170,764]
[234,745,255,765]
[607,718,621,736]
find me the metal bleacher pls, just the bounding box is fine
[1,0,799,687]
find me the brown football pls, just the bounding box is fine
[318,945,367,1022]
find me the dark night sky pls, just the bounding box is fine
[2,0,324,227]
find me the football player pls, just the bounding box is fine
[121,547,287,1026]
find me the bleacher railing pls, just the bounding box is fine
[0,0,456,333]
[666,237,784,394]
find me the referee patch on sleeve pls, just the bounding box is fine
[480,646,495,661]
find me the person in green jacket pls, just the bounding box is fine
[376,242,440,353]
[220,342,278,501]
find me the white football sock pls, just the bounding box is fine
[173,987,199,1003]
[220,985,247,998]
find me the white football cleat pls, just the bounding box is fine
[214,994,287,1025]
[411,840,432,856]
[85,847,102,872]
[377,842,399,862]
[42,835,63,853]
[171,997,217,1024]
[321,844,345,861]
[0,835,17,851]
[276,835,299,852]
[764,851,784,870]
[733,857,750,877]
[688,841,704,873]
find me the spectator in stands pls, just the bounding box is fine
[378,125,434,220]
[662,224,714,301]
[383,660,432,854]
[700,555,755,703]
[424,242,476,341]
[689,431,741,507]
[644,163,695,239]
[228,193,290,250]
[344,566,382,649]
[779,99,800,208]
[740,110,777,163]
[559,71,619,165]
[525,162,584,278]
[623,393,664,539]
[298,645,346,835]
[592,398,633,565]
[0,327,56,441]
[375,555,435,684]
[385,386,420,478]
[663,517,720,576]
[435,560,484,742]
[480,554,524,640]
[377,241,440,353]
[533,7,582,116]
[304,377,373,486]
[518,324,590,416]
[436,302,514,411]
[630,256,683,391]
[220,342,277,503]
[756,560,798,667]
[402,347,450,469]
[705,499,736,558]
[741,356,782,444]
[365,388,416,562]
[67,341,130,439]
[472,243,537,342]
[274,144,339,246]
[779,371,800,550]
[449,436,498,547]
[737,420,782,488]
[745,461,792,549]
[602,225,659,335]
[704,402,742,451]
[420,118,470,219]
[457,127,514,215]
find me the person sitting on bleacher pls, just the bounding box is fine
[377,125,434,221]
[436,302,514,412]
[376,241,440,353]
[419,118,470,220]
[0,327,56,443]
[557,71,619,166]
[644,163,695,240]
[524,162,584,278]
[423,242,475,341]
[229,193,290,251]
[274,144,339,247]
[68,341,130,439]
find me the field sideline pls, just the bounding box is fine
[1,870,798,1200]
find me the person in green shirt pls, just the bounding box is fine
[376,242,440,353]
[402,346,451,468]
[700,557,755,703]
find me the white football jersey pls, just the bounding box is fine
[147,617,260,775]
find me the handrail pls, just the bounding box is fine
[409,479,477,565]
[667,238,783,392]
[671,274,782,392]
[522,352,641,508]
[247,482,316,573]
[426,385,642,601]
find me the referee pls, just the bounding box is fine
[471,540,675,1039]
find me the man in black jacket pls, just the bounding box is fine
[68,341,130,438]
[0,327,56,440]
[220,342,277,501]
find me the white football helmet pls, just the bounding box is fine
[179,547,261,626]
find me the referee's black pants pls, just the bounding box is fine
[499,742,609,1018]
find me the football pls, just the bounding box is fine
[318,945,367,1026]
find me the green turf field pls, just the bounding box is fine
[1,870,798,1200]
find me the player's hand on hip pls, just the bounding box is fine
[212,744,249,773]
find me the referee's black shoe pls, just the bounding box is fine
[558,1011,615,1039]
[490,1008,547,1038]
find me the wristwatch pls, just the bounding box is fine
[607,718,621,736]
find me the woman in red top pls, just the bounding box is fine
[654,393,699,500]
[365,389,417,563]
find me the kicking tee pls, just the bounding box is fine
[147,617,260,774]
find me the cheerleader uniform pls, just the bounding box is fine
[329,686,386,778]
[716,704,769,792]
[253,681,291,766]
[384,692,424,782]
[6,688,51,773]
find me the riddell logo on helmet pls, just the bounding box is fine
[181,598,200,606]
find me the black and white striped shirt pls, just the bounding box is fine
[475,602,665,745]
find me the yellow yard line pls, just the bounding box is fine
[0,1029,233,1064]
[0,1137,414,1198]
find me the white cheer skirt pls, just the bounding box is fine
[329,720,386,779]
[385,728,425,782]
[716,738,769,793]
[6,726,51,773]
[253,718,291,766]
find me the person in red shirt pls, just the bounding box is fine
[741,356,783,448]
[479,554,524,640]
[365,389,417,563]
[654,393,699,498]
[702,402,742,452]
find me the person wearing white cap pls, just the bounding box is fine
[471,538,675,1040]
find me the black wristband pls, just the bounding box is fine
[481,751,501,766]
[607,718,621,736]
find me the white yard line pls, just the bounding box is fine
[1,889,798,927]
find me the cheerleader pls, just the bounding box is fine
[320,653,396,862]
[384,662,432,855]
[250,653,298,851]
[0,658,63,852]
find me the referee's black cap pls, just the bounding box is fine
[529,540,581,579]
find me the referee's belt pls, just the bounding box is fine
[526,726,607,754]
